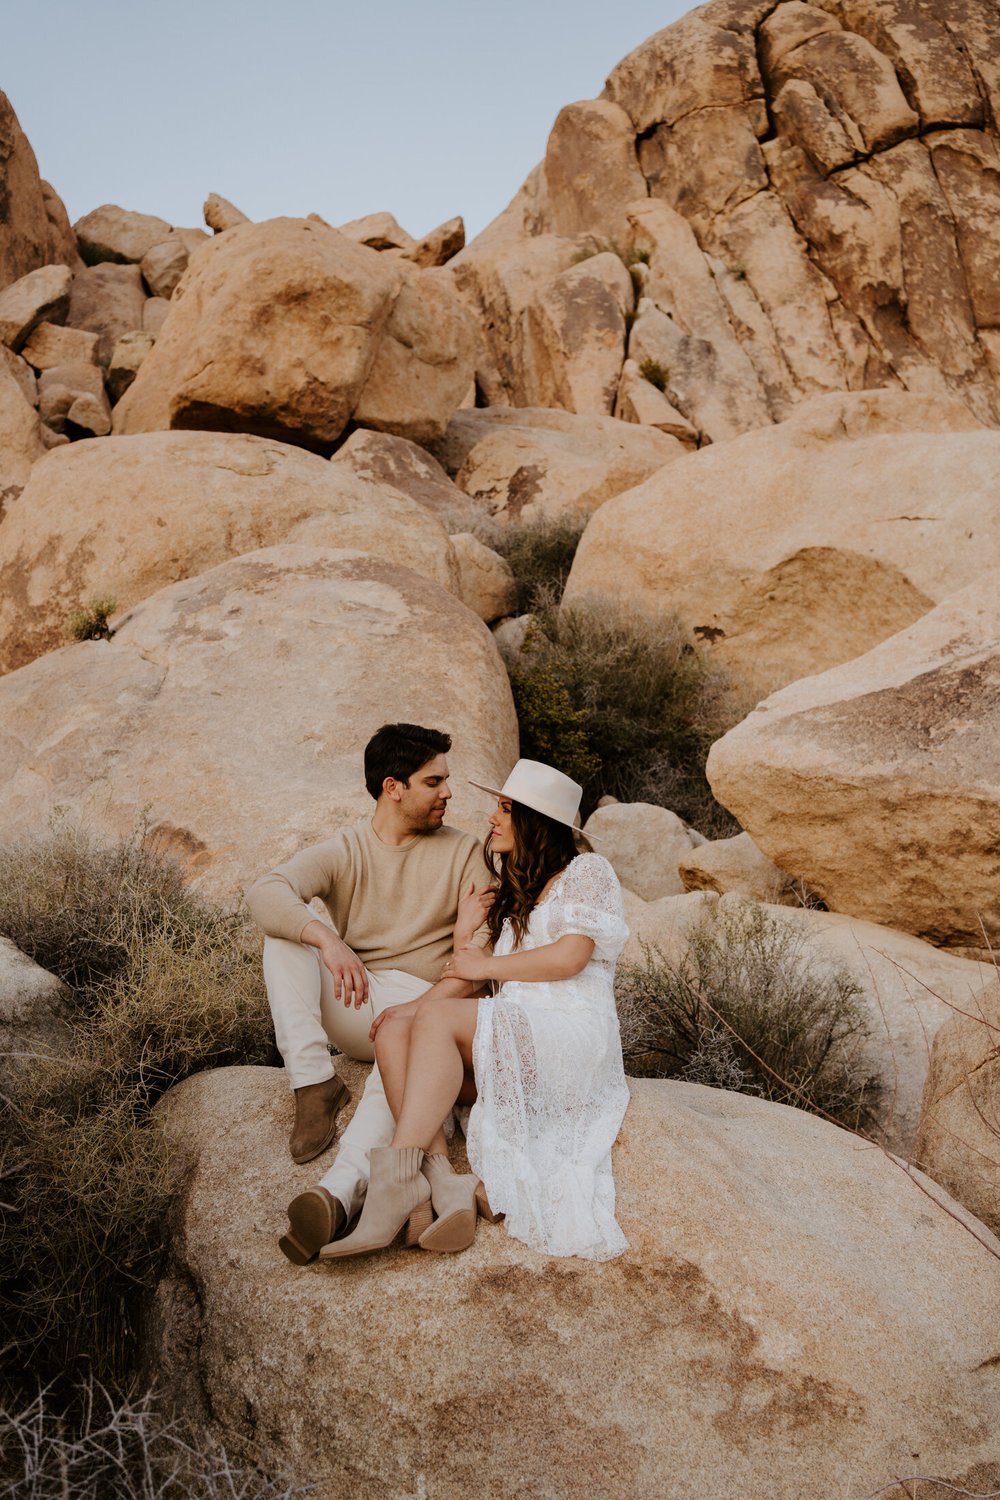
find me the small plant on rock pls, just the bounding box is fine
[66,594,118,643]
[638,358,669,393]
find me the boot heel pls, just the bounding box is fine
[405,1198,434,1246]
[475,1182,503,1224]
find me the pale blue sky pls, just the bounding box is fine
[6,1,693,243]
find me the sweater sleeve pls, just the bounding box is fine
[457,835,494,950]
[244,834,353,943]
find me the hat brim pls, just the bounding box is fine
[468,779,600,847]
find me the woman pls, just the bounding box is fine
[320,759,630,1262]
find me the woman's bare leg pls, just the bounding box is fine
[390,996,480,1150]
[376,1013,449,1155]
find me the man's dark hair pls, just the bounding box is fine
[364,723,452,800]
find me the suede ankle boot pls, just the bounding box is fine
[279,1186,346,1266]
[289,1075,349,1164]
[418,1153,500,1252]
[318,1147,431,1260]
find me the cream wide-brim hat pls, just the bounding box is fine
[469,758,597,844]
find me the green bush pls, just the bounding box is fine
[505,604,740,833]
[66,596,117,643]
[489,513,588,615]
[615,903,883,1133]
[0,823,275,1396]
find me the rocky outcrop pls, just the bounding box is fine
[0,546,517,898]
[582,801,704,901]
[678,831,796,904]
[0,265,72,352]
[449,532,516,623]
[429,405,680,523]
[113,218,477,449]
[66,263,147,366]
[459,0,1000,431]
[0,431,465,675]
[706,573,1000,953]
[330,427,477,526]
[0,93,77,290]
[73,205,173,267]
[0,360,44,515]
[916,978,1000,1238]
[149,1063,1000,1500]
[564,389,997,693]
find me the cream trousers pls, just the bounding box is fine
[262,936,429,1221]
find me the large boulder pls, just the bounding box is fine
[470,0,1000,429]
[429,405,681,523]
[564,389,997,693]
[678,830,795,904]
[330,427,478,527]
[0,361,44,516]
[0,93,76,290]
[66,263,147,365]
[582,801,704,900]
[916,978,1000,1238]
[706,572,1000,953]
[0,431,464,675]
[149,1063,1000,1500]
[623,890,995,1152]
[0,264,72,352]
[0,546,517,899]
[113,218,477,449]
[73,204,174,267]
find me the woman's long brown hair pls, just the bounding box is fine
[485,802,579,949]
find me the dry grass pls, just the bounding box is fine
[615,902,884,1133]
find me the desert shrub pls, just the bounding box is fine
[638,357,668,392]
[489,512,588,614]
[615,903,883,1133]
[0,823,275,1396]
[0,1381,309,1499]
[66,596,117,643]
[504,604,740,833]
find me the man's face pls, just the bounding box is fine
[393,753,452,832]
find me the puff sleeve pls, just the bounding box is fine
[549,853,629,961]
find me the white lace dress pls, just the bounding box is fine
[465,853,630,1261]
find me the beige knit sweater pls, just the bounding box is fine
[245,818,489,984]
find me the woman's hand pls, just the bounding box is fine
[453,881,495,949]
[369,997,422,1044]
[443,943,494,983]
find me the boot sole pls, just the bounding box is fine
[418,1183,502,1253]
[289,1077,350,1165]
[278,1190,342,1266]
[317,1196,433,1261]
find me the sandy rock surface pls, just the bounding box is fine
[429,404,680,523]
[114,218,476,449]
[916,978,1000,1239]
[0,431,465,675]
[149,1063,1000,1500]
[565,389,996,693]
[583,801,703,901]
[707,573,1000,953]
[0,545,517,899]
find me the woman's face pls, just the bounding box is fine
[488,797,515,854]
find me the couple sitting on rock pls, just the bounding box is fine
[246,721,630,1264]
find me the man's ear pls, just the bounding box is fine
[382,776,404,803]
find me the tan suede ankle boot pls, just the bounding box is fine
[289,1075,349,1164]
[318,1147,431,1260]
[418,1153,482,1253]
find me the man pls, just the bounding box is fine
[245,722,490,1264]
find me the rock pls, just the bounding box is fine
[142,297,170,335]
[706,571,1000,954]
[113,218,477,450]
[0,361,44,516]
[20,321,99,372]
[0,431,467,675]
[0,546,518,897]
[170,226,211,256]
[107,331,156,403]
[624,889,995,1151]
[0,93,76,289]
[36,360,104,403]
[614,358,700,444]
[449,532,517,623]
[74,204,174,266]
[337,211,417,252]
[139,237,189,298]
[679,831,795,904]
[66,392,111,437]
[565,389,996,693]
[916,978,1000,1238]
[330,427,475,525]
[582,802,702,901]
[429,406,681,523]
[0,264,72,352]
[541,99,649,240]
[149,1062,1000,1499]
[0,936,73,1077]
[39,423,68,449]
[38,180,80,272]
[66,263,147,365]
[524,250,634,415]
[203,193,250,233]
[0,345,37,406]
[405,214,465,267]
[491,612,533,661]
[37,369,111,436]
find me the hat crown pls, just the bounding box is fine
[499,759,583,828]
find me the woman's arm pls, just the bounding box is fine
[448,934,594,985]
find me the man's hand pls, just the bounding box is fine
[443,943,494,984]
[300,919,369,1007]
[454,881,495,949]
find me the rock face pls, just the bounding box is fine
[565,389,997,693]
[429,405,680,523]
[916,979,1000,1238]
[582,801,703,900]
[623,890,995,1151]
[707,573,1000,953]
[448,532,516,623]
[0,265,72,352]
[0,93,76,290]
[0,936,73,1077]
[73,204,174,267]
[464,0,1000,429]
[0,546,517,898]
[149,1063,1000,1500]
[66,263,147,365]
[0,431,465,675]
[113,218,477,449]
[678,831,795,904]
[330,427,475,525]
[0,361,44,514]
